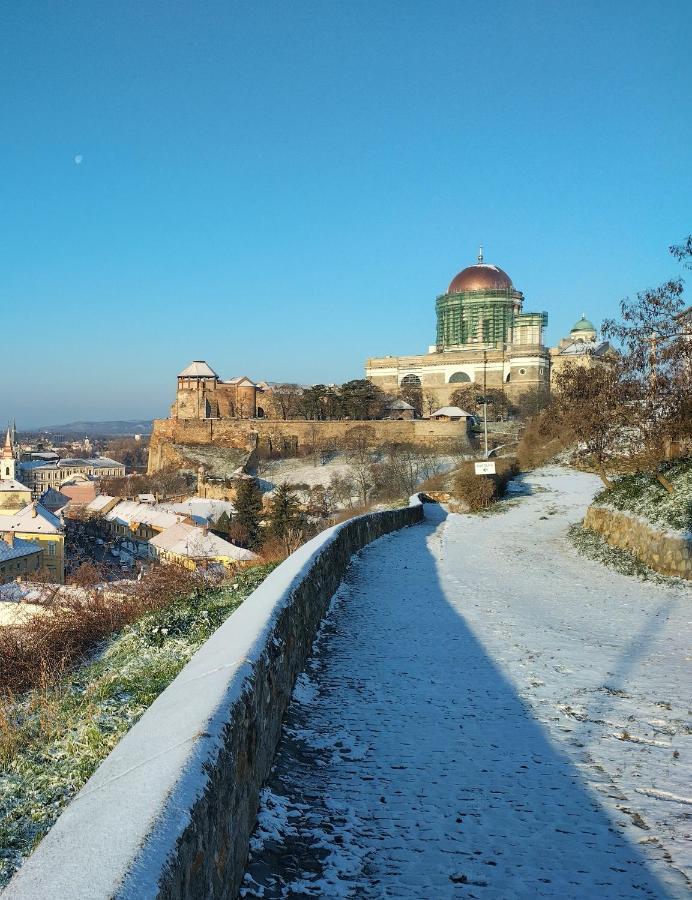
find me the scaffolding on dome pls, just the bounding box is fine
[435,289,519,350]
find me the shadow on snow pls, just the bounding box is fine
[243,503,677,899]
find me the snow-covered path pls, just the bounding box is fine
[243,467,691,899]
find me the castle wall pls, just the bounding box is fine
[148,417,473,474]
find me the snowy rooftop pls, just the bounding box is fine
[0,536,42,563]
[86,494,117,512]
[158,497,236,525]
[38,487,71,511]
[178,360,218,378]
[387,399,415,410]
[19,457,123,472]
[224,375,257,386]
[149,523,256,561]
[0,478,30,493]
[429,406,474,418]
[0,502,63,535]
[104,500,185,531]
[558,339,611,357]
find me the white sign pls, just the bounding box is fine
[474,461,496,476]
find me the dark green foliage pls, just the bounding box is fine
[268,483,303,539]
[213,510,231,535]
[233,479,264,549]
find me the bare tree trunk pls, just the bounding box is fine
[597,463,612,489]
[655,472,675,494]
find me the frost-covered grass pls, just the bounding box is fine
[592,458,692,532]
[0,564,275,888]
[567,523,686,585]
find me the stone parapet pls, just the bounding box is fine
[3,499,425,900]
[583,504,692,579]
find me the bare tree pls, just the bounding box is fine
[602,235,692,489]
[344,425,376,504]
[270,384,304,420]
[552,361,625,487]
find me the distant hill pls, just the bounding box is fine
[30,420,154,437]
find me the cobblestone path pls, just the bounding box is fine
[242,468,690,899]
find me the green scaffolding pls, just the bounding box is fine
[435,289,518,349]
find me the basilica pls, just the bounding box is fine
[365,250,554,406]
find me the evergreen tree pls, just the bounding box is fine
[268,483,301,539]
[213,510,231,536]
[233,478,263,549]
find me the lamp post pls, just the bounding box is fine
[476,393,490,458]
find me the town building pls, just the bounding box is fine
[148,522,256,569]
[429,406,476,423]
[365,250,551,407]
[0,534,43,584]
[0,502,65,583]
[384,399,416,420]
[18,456,125,499]
[83,494,252,569]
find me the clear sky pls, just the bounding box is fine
[3,0,690,427]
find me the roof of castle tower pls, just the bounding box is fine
[178,361,218,378]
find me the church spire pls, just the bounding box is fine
[477,245,484,264]
[2,427,13,459]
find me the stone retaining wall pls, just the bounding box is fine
[3,500,425,900]
[583,504,692,579]
[148,417,472,474]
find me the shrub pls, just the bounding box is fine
[517,409,573,470]
[452,458,519,511]
[0,563,203,696]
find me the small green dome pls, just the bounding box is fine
[571,315,596,333]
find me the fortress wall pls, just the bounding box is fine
[148,417,472,473]
[4,499,425,900]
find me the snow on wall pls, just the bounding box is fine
[3,498,424,900]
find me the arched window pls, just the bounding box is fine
[401,374,421,386]
[505,373,511,383]
[448,371,471,383]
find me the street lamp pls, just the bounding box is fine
[475,394,491,458]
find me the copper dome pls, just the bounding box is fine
[447,263,513,294]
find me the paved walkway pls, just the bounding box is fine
[242,468,690,899]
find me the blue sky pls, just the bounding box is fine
[3,0,690,426]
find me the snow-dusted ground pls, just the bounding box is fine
[257,453,459,495]
[257,456,355,492]
[243,467,690,899]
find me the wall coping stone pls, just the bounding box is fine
[3,497,424,900]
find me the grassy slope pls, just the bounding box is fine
[0,564,275,887]
[592,458,692,532]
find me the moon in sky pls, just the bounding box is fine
[74,154,83,165]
